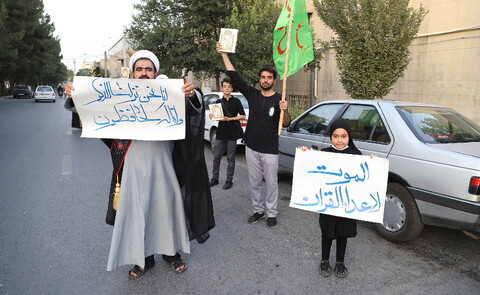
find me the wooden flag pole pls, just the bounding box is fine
[278,18,293,134]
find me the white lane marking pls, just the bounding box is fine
[62,155,72,175]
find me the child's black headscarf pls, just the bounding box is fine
[328,119,361,154]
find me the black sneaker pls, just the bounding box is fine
[209,178,219,187]
[223,181,233,190]
[247,212,265,224]
[319,260,331,277]
[334,262,347,278]
[267,217,277,229]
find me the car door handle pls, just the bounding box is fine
[311,145,319,150]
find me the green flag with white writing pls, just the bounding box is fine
[273,0,314,79]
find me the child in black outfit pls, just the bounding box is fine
[299,119,364,278]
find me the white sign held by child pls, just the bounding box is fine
[290,148,389,224]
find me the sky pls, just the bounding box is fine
[42,0,142,71]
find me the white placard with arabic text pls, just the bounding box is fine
[72,76,185,140]
[290,149,389,223]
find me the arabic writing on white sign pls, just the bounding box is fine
[290,149,389,224]
[72,76,185,140]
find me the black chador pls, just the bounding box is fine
[102,93,215,244]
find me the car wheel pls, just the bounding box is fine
[35,99,38,102]
[53,99,56,103]
[210,129,217,152]
[373,183,424,242]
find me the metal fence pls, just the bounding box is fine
[288,94,309,109]
[288,94,311,119]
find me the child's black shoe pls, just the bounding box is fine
[319,260,331,277]
[334,262,347,278]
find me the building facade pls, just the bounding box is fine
[285,0,480,123]
[100,35,134,78]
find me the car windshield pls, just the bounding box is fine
[37,86,53,92]
[15,86,29,90]
[397,106,480,143]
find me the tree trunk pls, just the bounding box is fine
[215,72,220,92]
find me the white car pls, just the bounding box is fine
[203,92,249,151]
[34,86,56,103]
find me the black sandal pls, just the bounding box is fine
[170,259,187,273]
[128,262,155,280]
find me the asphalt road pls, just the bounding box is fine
[0,95,479,295]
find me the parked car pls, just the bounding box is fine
[12,85,33,98]
[34,85,56,103]
[203,92,249,151]
[279,99,480,242]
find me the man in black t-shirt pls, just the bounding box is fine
[209,78,246,190]
[216,42,291,229]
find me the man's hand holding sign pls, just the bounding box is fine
[71,77,186,141]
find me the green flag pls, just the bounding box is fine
[273,0,314,79]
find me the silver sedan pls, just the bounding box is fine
[279,100,480,242]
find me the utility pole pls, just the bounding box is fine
[309,69,315,107]
[104,51,108,77]
[122,37,127,68]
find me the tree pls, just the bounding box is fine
[66,69,75,81]
[177,0,238,79]
[227,0,282,85]
[126,0,285,87]
[0,0,31,91]
[75,68,92,76]
[31,13,67,85]
[126,0,182,78]
[0,0,68,90]
[8,0,44,86]
[126,0,236,79]
[314,0,427,100]
[0,1,13,94]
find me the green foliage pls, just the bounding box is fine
[126,0,236,79]
[180,0,238,78]
[0,0,68,91]
[314,0,427,100]
[227,0,281,85]
[66,69,75,81]
[75,68,92,76]
[126,0,283,86]
[306,39,330,73]
[288,102,308,120]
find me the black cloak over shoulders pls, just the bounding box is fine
[102,92,215,244]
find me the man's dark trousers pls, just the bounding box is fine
[212,139,237,182]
